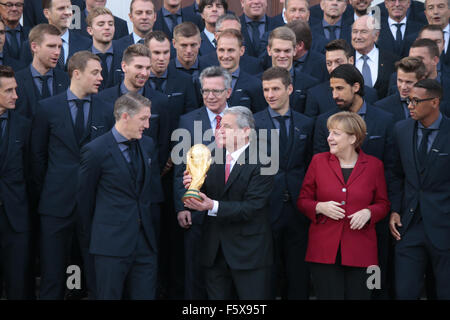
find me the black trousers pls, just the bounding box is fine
[271,202,310,299]
[0,204,31,299]
[309,261,372,300]
[205,245,271,300]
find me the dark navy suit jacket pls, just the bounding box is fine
[199,51,264,76]
[304,81,379,117]
[2,54,26,72]
[20,30,92,70]
[300,50,329,83]
[30,92,115,218]
[391,116,450,250]
[199,31,215,56]
[0,111,31,232]
[15,66,70,119]
[73,10,128,40]
[228,70,267,113]
[254,108,314,228]
[96,41,125,90]
[310,22,352,48]
[78,131,164,257]
[153,7,203,41]
[377,18,422,58]
[3,25,29,60]
[374,92,408,123]
[289,68,320,114]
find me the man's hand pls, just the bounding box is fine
[389,212,402,241]
[183,192,214,212]
[161,158,173,177]
[183,170,192,189]
[177,210,192,229]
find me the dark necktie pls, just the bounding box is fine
[212,38,217,48]
[39,75,51,99]
[418,128,432,167]
[394,23,404,49]
[7,29,20,59]
[275,116,288,155]
[325,25,337,41]
[123,139,139,177]
[169,14,179,32]
[58,42,65,68]
[74,99,86,143]
[97,53,111,83]
[361,55,372,88]
[400,98,410,118]
[294,59,304,71]
[137,39,144,44]
[152,77,165,92]
[249,21,262,53]
[0,117,6,141]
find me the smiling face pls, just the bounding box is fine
[241,0,267,20]
[351,16,379,54]
[0,77,18,111]
[397,68,420,98]
[122,55,152,90]
[327,125,357,156]
[262,78,293,113]
[44,0,73,31]
[87,14,115,44]
[268,38,295,70]
[201,76,231,114]
[217,35,244,73]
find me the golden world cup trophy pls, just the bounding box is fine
[182,144,212,202]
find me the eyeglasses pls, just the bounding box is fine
[406,96,437,106]
[201,88,227,96]
[0,2,24,8]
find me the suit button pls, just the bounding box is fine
[410,208,414,213]
[342,188,347,192]
[341,201,346,205]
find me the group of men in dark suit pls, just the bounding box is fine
[0,0,449,300]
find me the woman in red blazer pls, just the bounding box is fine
[298,112,390,300]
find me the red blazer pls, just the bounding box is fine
[297,151,390,267]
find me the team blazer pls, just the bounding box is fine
[78,131,164,257]
[297,151,390,267]
[200,146,274,270]
[254,108,314,227]
[74,10,129,40]
[0,111,31,233]
[199,51,264,76]
[377,18,422,58]
[153,7,203,41]
[30,92,115,218]
[374,92,408,123]
[391,116,450,250]
[15,66,70,119]
[228,70,267,113]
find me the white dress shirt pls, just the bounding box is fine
[355,46,379,86]
[443,24,449,54]
[132,32,143,44]
[388,16,407,41]
[203,28,216,47]
[208,143,250,216]
[61,29,70,63]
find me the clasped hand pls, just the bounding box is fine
[316,201,371,230]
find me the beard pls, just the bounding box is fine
[336,99,352,111]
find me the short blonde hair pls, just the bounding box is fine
[327,111,367,150]
[86,7,114,28]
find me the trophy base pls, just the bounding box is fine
[182,189,203,202]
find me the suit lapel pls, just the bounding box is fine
[362,105,375,149]
[138,138,151,194]
[0,113,17,173]
[346,153,368,187]
[404,120,421,185]
[108,133,136,194]
[328,154,345,186]
[24,69,38,111]
[222,147,248,196]
[59,94,81,155]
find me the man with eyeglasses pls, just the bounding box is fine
[389,79,450,300]
[0,0,27,60]
[377,0,423,58]
[0,16,23,70]
[174,66,231,299]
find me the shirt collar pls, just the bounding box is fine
[268,107,291,119]
[61,29,69,43]
[388,16,407,27]
[323,18,342,28]
[231,67,240,78]
[0,110,8,120]
[30,64,53,78]
[443,24,450,33]
[120,81,144,95]
[112,126,129,144]
[67,89,91,102]
[150,69,168,79]
[5,24,22,32]
[162,7,181,17]
[226,143,250,162]
[175,57,199,70]
[244,14,266,24]
[206,104,228,124]
[203,28,215,43]
[356,45,378,60]
[92,44,114,55]
[418,112,443,130]
[132,32,143,44]
[357,101,367,116]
